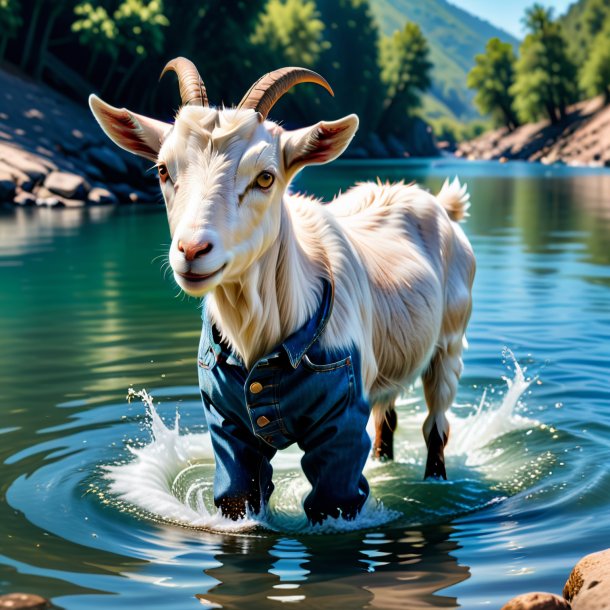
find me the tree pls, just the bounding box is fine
[581,20,610,103]
[0,0,22,60]
[377,21,432,137]
[467,37,519,131]
[511,4,577,124]
[251,0,326,67]
[72,2,119,79]
[314,0,384,139]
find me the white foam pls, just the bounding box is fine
[104,352,536,533]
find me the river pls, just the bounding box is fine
[0,159,609,609]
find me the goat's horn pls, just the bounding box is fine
[238,67,334,120]
[160,57,208,107]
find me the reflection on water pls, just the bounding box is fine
[1,160,610,609]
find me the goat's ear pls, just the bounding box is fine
[89,94,170,162]
[281,114,359,178]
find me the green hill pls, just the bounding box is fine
[369,0,520,121]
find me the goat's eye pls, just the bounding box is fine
[158,163,170,184]
[255,171,274,190]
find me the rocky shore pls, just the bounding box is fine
[501,548,610,609]
[0,64,158,209]
[457,96,610,167]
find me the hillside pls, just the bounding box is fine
[369,0,520,121]
[456,96,610,166]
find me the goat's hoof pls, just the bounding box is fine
[372,445,394,462]
[424,424,448,480]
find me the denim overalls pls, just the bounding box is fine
[197,280,371,524]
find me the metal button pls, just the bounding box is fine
[257,415,271,427]
[249,381,263,394]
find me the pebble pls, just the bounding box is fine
[88,186,118,205]
[44,171,89,199]
[0,592,49,609]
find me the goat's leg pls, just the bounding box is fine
[372,399,397,461]
[421,337,464,480]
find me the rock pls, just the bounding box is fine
[501,592,570,610]
[87,146,128,176]
[44,171,89,199]
[0,171,16,201]
[88,186,118,205]
[0,152,49,183]
[13,191,36,206]
[0,592,49,609]
[109,183,155,204]
[35,186,84,208]
[564,548,610,609]
[1,162,34,191]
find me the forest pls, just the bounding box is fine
[1,0,610,155]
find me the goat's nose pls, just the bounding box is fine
[178,240,214,262]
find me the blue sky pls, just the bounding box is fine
[449,0,575,38]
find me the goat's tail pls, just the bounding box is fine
[437,177,470,222]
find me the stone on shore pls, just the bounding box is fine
[88,186,118,205]
[501,592,570,610]
[564,548,610,609]
[44,171,89,199]
[87,146,128,176]
[0,171,16,201]
[13,191,36,206]
[0,592,49,609]
[0,148,50,183]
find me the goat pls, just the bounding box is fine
[89,57,475,523]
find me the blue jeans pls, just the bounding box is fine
[197,280,371,524]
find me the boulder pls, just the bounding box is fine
[35,186,85,208]
[44,171,89,199]
[501,592,570,610]
[13,191,36,206]
[86,146,128,177]
[1,162,34,191]
[564,548,610,609]
[0,592,49,609]
[0,151,50,183]
[88,186,118,205]
[0,171,16,201]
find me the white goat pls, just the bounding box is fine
[90,58,475,518]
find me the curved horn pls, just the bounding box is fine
[238,67,334,120]
[160,57,208,107]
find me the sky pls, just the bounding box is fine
[449,0,576,38]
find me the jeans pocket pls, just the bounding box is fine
[301,352,352,372]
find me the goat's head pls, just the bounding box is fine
[89,57,358,296]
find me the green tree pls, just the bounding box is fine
[111,0,169,98]
[0,0,22,60]
[251,0,326,67]
[72,2,119,79]
[511,4,577,124]
[314,0,384,139]
[377,21,432,136]
[581,20,610,103]
[467,37,519,130]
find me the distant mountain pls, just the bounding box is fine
[369,0,520,121]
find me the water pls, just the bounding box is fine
[1,159,609,609]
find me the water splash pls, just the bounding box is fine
[104,352,541,533]
[449,348,534,463]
